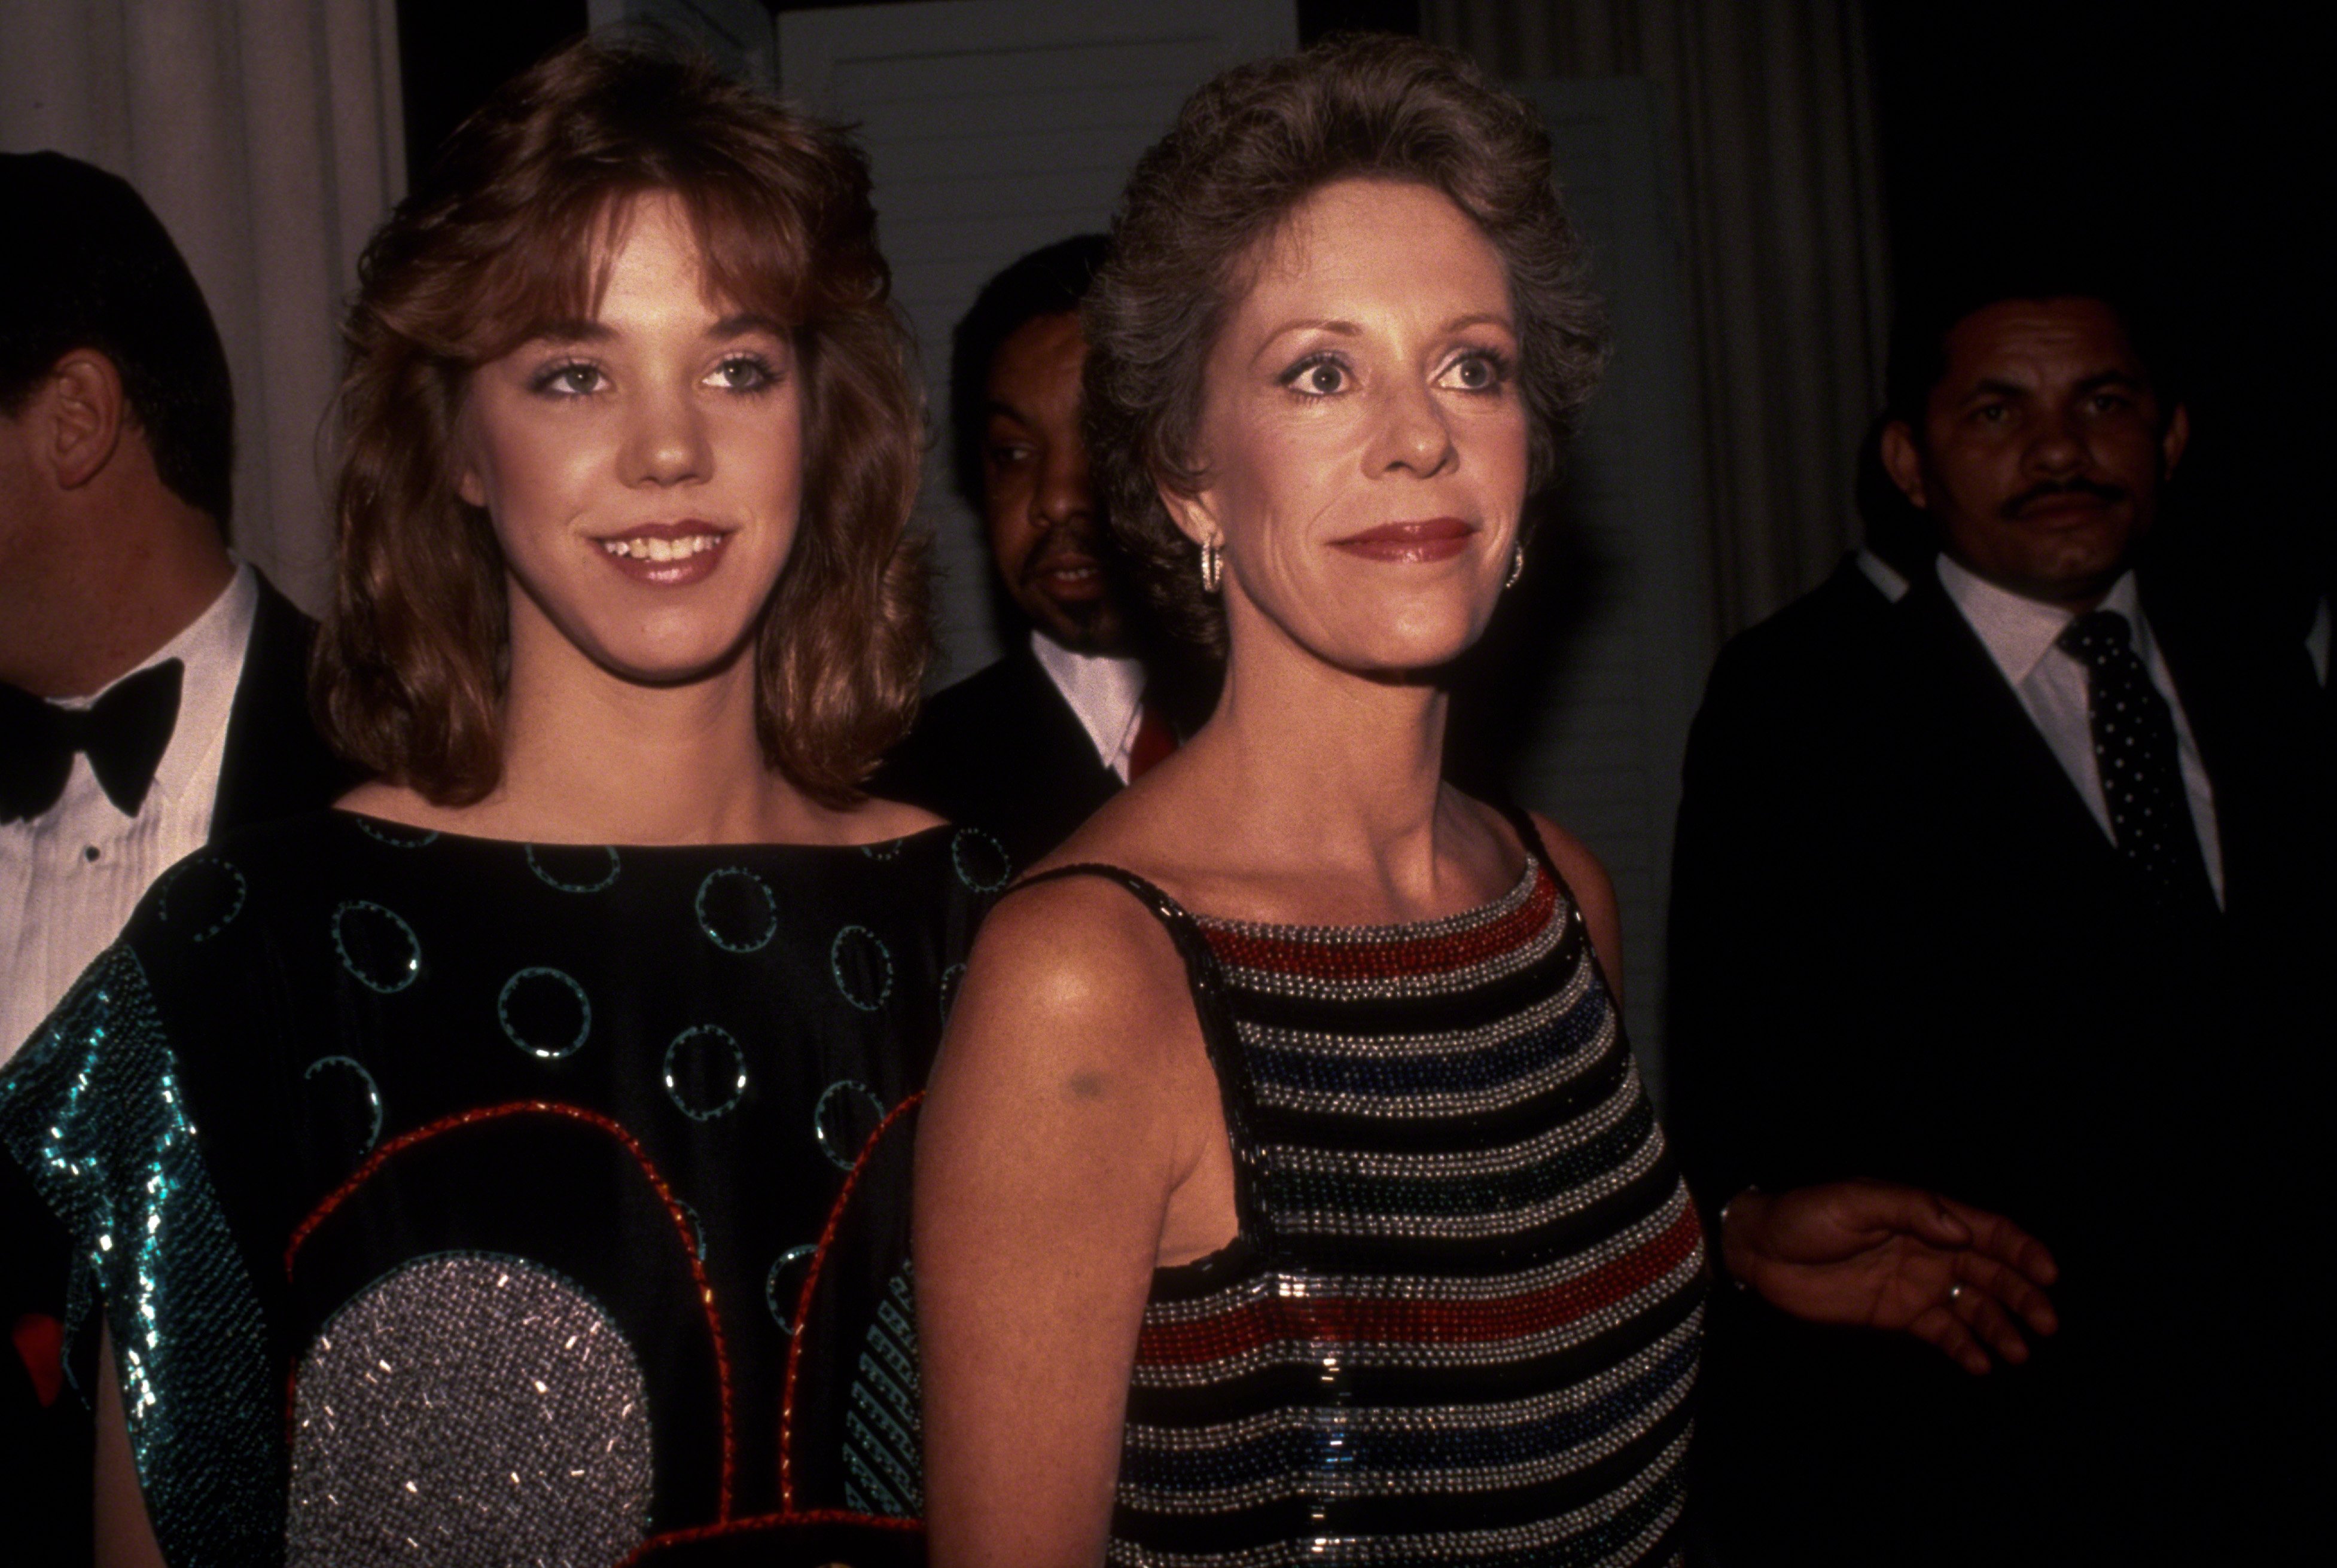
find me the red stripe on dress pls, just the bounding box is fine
[1135,1203,1699,1368]
[1199,868,1558,982]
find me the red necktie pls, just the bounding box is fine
[1127,702,1177,780]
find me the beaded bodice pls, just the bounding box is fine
[1061,850,1705,1567]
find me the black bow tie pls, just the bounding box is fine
[0,660,184,822]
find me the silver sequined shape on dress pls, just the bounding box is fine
[287,1253,653,1567]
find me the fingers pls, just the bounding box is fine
[1937,1196,2059,1286]
[1946,1280,2031,1366]
[1908,1301,1992,1377]
[1952,1253,2058,1340]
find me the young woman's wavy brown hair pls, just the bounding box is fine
[314,38,925,807]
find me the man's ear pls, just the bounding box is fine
[1879,419,1928,512]
[44,352,126,490]
[2160,402,2190,479]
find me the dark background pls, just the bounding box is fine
[395,0,2329,626]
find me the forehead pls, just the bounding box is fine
[1244,178,1508,313]
[1937,297,2145,389]
[987,310,1086,396]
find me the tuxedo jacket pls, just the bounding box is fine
[1665,556,2334,1561]
[875,643,1120,880]
[211,572,354,839]
[1,569,351,1567]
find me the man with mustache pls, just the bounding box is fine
[881,237,1177,874]
[1665,277,2333,1560]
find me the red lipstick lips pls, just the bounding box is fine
[1328,517,1478,564]
[595,520,733,587]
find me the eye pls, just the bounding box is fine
[1437,349,1511,393]
[531,360,604,397]
[1281,354,1349,396]
[986,441,1035,471]
[707,353,779,392]
[1972,402,2012,425]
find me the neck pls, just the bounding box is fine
[1191,625,1457,894]
[0,486,233,696]
[470,609,813,846]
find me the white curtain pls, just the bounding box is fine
[1423,0,1890,638]
[1,0,406,614]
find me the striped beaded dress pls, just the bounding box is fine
[1035,826,1706,1567]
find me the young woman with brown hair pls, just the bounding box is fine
[0,39,981,1566]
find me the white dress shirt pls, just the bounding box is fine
[1936,554,2224,904]
[2,565,258,1062]
[1028,629,1150,783]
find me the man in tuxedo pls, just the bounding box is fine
[1665,277,2332,1560]
[877,237,1179,874]
[0,150,348,1563]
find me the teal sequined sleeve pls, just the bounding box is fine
[0,942,281,1565]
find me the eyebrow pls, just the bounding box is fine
[710,311,789,341]
[1961,368,2147,402]
[531,318,613,346]
[525,312,790,347]
[1248,311,1515,367]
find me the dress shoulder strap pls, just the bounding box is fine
[1006,863,1230,1024]
[1006,863,1270,1246]
[1492,800,1611,999]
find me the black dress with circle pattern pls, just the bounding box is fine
[0,810,1008,1567]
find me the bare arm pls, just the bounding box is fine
[916,879,1220,1567]
[1528,810,1624,1006]
[95,1325,166,1568]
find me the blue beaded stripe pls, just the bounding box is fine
[1118,1315,1701,1506]
[1239,986,1614,1111]
[0,947,281,1564]
[1254,1096,1658,1229]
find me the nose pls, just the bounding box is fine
[2022,407,2086,478]
[623,383,711,488]
[1370,379,1457,478]
[1031,437,1093,532]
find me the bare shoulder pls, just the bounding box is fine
[334,779,441,826]
[1524,810,1615,911]
[928,871,1203,1165]
[845,794,947,844]
[951,874,1190,1060]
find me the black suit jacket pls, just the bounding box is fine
[212,572,354,839]
[1665,556,2334,1561]
[1,568,352,1567]
[875,643,1121,878]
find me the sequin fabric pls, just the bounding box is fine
[0,945,279,1565]
[1043,851,1706,1567]
[286,1253,653,1566]
[0,811,983,1559]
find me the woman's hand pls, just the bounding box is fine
[1720,1180,2059,1375]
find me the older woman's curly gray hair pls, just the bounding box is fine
[1083,33,1607,657]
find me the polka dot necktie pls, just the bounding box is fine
[2055,609,2216,911]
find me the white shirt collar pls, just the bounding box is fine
[1028,628,1147,774]
[1936,554,2147,687]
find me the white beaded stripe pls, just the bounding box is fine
[1104,1427,1692,1568]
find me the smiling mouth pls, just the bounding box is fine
[1025,551,1105,600]
[1329,518,1479,563]
[601,532,728,562]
